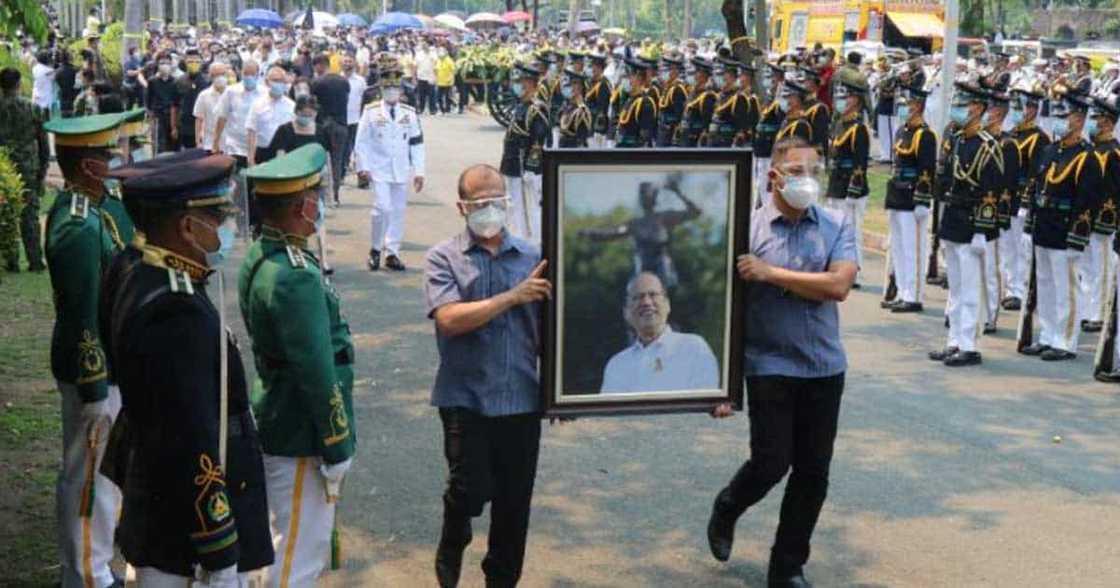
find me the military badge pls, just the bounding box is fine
[207,491,231,523]
[76,330,107,384]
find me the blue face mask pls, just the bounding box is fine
[560,85,573,99]
[621,78,632,93]
[314,198,325,232]
[1085,118,1100,138]
[511,81,524,97]
[897,105,911,120]
[1052,117,1070,138]
[950,106,970,126]
[686,73,696,86]
[296,114,315,127]
[778,97,790,112]
[243,76,258,90]
[1007,108,1024,127]
[834,97,848,113]
[269,81,287,97]
[210,223,235,267]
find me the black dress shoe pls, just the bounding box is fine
[1001,296,1022,311]
[1019,343,1051,356]
[944,316,950,329]
[706,492,737,562]
[880,298,898,309]
[851,282,862,289]
[983,322,997,335]
[1093,370,1120,383]
[367,249,381,271]
[435,515,472,588]
[929,346,959,361]
[768,571,812,587]
[1082,320,1103,333]
[944,350,982,366]
[385,254,406,271]
[891,301,924,313]
[1040,348,1076,361]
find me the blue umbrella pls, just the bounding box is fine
[236,8,284,29]
[368,23,394,35]
[337,13,368,27]
[371,11,423,32]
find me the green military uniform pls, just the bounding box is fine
[0,85,50,271]
[99,107,148,248]
[42,111,127,588]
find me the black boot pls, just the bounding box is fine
[367,248,381,271]
[435,513,472,588]
[706,489,739,562]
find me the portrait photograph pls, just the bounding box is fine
[540,150,752,417]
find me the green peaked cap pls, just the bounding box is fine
[44,112,125,147]
[246,143,327,196]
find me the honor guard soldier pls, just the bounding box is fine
[499,63,551,241]
[1071,56,1093,96]
[1077,95,1120,333]
[43,112,127,588]
[100,108,147,249]
[981,89,1020,333]
[615,57,659,148]
[1093,98,1120,382]
[606,63,630,147]
[1003,86,1052,311]
[557,69,593,148]
[928,82,1006,367]
[706,59,754,148]
[738,61,763,145]
[567,50,588,76]
[883,84,938,312]
[241,145,358,586]
[643,56,664,106]
[655,54,688,147]
[752,64,787,207]
[798,68,833,157]
[675,58,718,148]
[1020,90,1101,361]
[355,58,426,272]
[585,54,613,147]
[534,51,561,125]
[0,66,50,272]
[101,151,274,587]
[824,78,872,286]
[775,80,814,145]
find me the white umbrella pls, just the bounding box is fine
[465,12,503,28]
[435,13,468,31]
[293,11,339,30]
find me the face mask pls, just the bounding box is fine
[466,204,506,239]
[659,71,670,82]
[296,114,315,127]
[1052,117,1069,138]
[834,97,848,113]
[511,81,525,98]
[548,64,558,76]
[243,76,258,90]
[294,87,310,99]
[269,81,287,97]
[213,75,228,90]
[560,85,573,99]
[383,87,401,103]
[189,216,234,268]
[950,105,970,125]
[107,156,122,169]
[158,63,171,75]
[621,78,632,93]
[896,105,910,120]
[1086,119,1100,138]
[686,73,696,86]
[1007,108,1024,126]
[780,174,820,209]
[778,97,790,111]
[187,62,201,75]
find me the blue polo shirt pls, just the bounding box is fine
[744,202,857,378]
[424,230,542,416]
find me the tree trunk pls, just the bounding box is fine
[721,0,753,64]
[682,0,692,39]
[568,0,580,37]
[124,0,143,61]
[532,0,540,30]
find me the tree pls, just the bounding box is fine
[682,0,692,39]
[720,0,754,66]
[0,0,49,43]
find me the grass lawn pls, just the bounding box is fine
[0,188,63,586]
[863,166,891,236]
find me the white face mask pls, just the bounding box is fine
[466,204,506,239]
[383,87,401,104]
[779,175,820,210]
[213,75,228,90]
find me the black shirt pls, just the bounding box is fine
[146,75,180,113]
[56,63,78,112]
[270,122,331,155]
[311,73,350,123]
[176,74,208,134]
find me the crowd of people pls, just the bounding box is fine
[4,8,1120,588]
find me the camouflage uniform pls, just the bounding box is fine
[0,92,50,271]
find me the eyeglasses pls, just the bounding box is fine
[460,195,510,213]
[777,163,824,177]
[628,291,665,304]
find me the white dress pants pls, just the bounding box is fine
[887,208,929,303]
[752,156,771,209]
[264,455,336,588]
[825,197,867,281]
[1077,232,1113,323]
[57,382,121,588]
[523,172,543,243]
[983,236,1001,326]
[877,114,896,163]
[504,174,527,240]
[944,241,984,352]
[134,566,257,587]
[1112,252,1120,368]
[1000,210,1030,301]
[369,180,409,256]
[1036,245,1082,353]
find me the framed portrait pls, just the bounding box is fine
[540,149,752,417]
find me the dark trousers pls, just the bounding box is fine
[417,80,435,114]
[322,118,348,203]
[344,123,358,175]
[716,373,844,576]
[437,85,452,113]
[455,78,469,112]
[439,408,541,587]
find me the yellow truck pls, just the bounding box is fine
[769,0,945,54]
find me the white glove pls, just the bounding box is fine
[970,233,987,256]
[80,399,111,422]
[914,204,931,223]
[198,565,239,588]
[320,457,352,503]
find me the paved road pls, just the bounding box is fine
[225,112,1120,587]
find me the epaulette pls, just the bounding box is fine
[285,244,308,269]
[167,268,195,295]
[398,103,416,112]
[70,194,91,219]
[363,99,381,111]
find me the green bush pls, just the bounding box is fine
[0,46,33,97]
[0,147,27,263]
[67,21,146,85]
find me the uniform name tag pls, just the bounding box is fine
[70,195,90,219]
